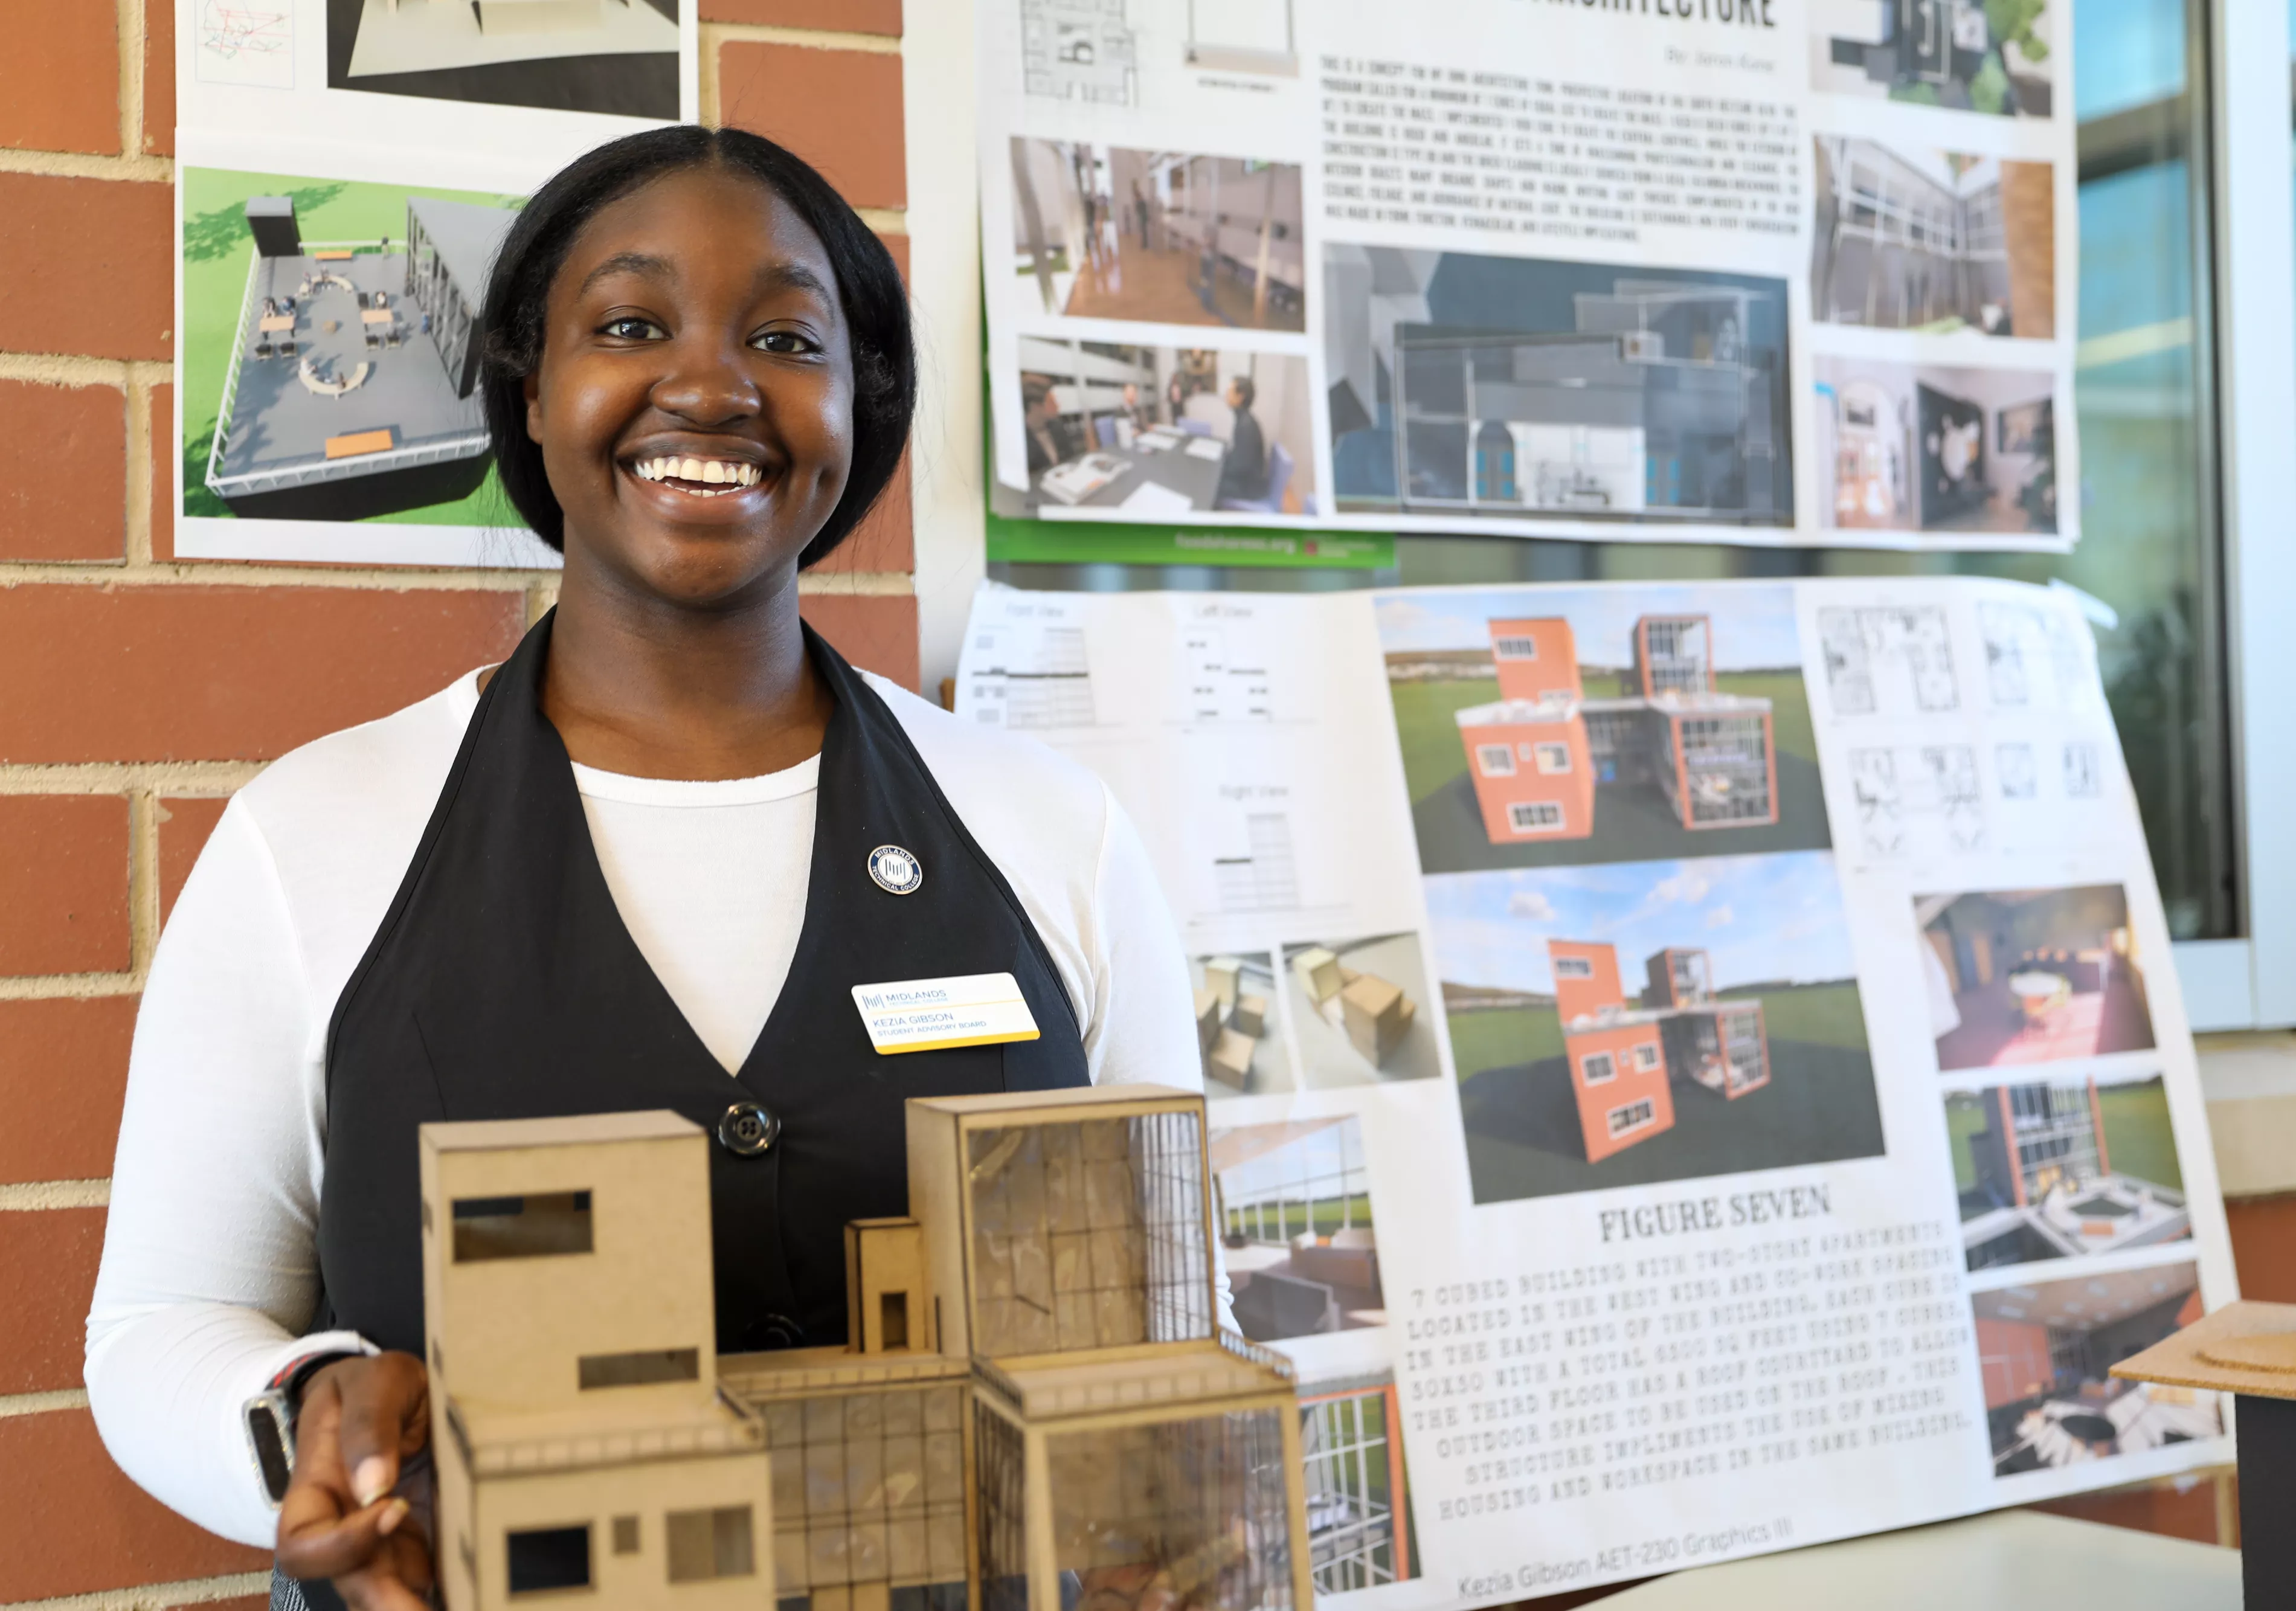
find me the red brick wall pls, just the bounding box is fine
[0,5,913,1604]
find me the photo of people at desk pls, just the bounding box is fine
[1017,339,1317,516]
[1011,139,1304,332]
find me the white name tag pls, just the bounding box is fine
[851,972,1040,1055]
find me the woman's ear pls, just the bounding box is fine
[524,371,543,445]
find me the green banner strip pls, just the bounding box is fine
[987,513,1395,570]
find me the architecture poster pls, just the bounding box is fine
[979,0,2079,555]
[956,572,2231,1605]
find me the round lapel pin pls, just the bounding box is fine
[867,844,924,895]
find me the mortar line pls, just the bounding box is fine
[119,0,144,162]
[0,1181,111,1211]
[0,1569,274,1611]
[0,974,144,1002]
[0,354,167,388]
[0,763,265,793]
[123,374,153,567]
[129,787,158,976]
[0,1388,92,1420]
[0,147,174,183]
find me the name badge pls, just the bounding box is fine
[852,972,1040,1055]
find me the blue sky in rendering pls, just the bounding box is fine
[1372,585,1803,670]
[1424,852,1856,995]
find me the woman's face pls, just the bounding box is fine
[526,166,854,606]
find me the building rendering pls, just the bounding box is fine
[422,1089,1312,1611]
[1549,937,1772,1163]
[1455,614,1778,843]
[1960,1080,2190,1269]
[206,193,515,521]
[1812,138,2054,337]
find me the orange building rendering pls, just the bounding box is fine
[1549,939,1676,1161]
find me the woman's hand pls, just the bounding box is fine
[274,1352,435,1611]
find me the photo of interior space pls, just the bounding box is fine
[326,0,680,117]
[1814,356,2057,535]
[1973,1263,2219,1476]
[1947,1074,2190,1272]
[1920,884,2158,1072]
[1209,1114,1383,1342]
[1812,138,2055,338]
[1009,139,1304,331]
[1016,338,1318,516]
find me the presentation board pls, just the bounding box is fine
[956,574,2230,1604]
[979,1,2079,558]
[171,0,700,567]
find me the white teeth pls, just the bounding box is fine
[701,460,726,484]
[631,456,762,491]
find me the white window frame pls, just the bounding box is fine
[2179,0,2296,1029]
[1493,634,1540,660]
[1581,1050,1616,1085]
[1476,742,1516,777]
[1607,1098,1655,1136]
[1634,1041,1661,1072]
[1533,741,1572,774]
[1508,800,1564,834]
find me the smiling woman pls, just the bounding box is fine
[83,128,1203,1611]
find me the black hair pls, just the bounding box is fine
[478,125,915,568]
[1229,374,1255,410]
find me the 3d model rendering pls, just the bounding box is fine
[1549,937,1770,1162]
[206,193,513,521]
[1456,614,1778,843]
[1956,1078,2189,1269]
[420,1087,1311,1611]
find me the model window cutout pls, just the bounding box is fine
[1533,742,1572,774]
[1554,957,1593,979]
[1476,742,1516,777]
[451,1190,593,1262]
[880,1290,910,1350]
[1608,1099,1656,1137]
[576,1348,700,1390]
[610,1517,640,1556]
[505,1525,591,1595]
[1508,800,1564,832]
[1581,1051,1616,1085]
[664,1505,755,1583]
[1492,634,1540,660]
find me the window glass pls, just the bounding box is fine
[996,0,2233,941]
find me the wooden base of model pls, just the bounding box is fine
[2113,1298,2296,1607]
[418,1087,1311,1611]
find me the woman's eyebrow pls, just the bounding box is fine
[579,251,675,295]
[758,261,833,301]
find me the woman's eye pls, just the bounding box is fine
[602,316,666,341]
[751,330,817,355]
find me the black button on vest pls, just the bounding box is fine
[312,611,1090,1362]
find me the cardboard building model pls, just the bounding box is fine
[1549,938,1770,1162]
[422,1087,1311,1611]
[1195,956,1272,1090]
[1456,615,1777,844]
[1291,947,1417,1068]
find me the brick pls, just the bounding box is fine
[0,1410,268,1601]
[0,174,173,363]
[0,796,131,976]
[700,0,901,30]
[150,381,175,560]
[0,380,127,561]
[720,43,905,210]
[815,452,912,575]
[0,2,119,156]
[142,0,175,156]
[159,797,231,921]
[0,1207,106,1394]
[167,1597,266,1611]
[800,592,917,690]
[0,996,137,1185]
[0,585,527,764]
[2228,1192,2296,1302]
[877,230,909,283]
[2027,1472,2229,1546]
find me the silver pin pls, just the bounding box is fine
[867,844,924,895]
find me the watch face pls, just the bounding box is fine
[247,1398,294,1502]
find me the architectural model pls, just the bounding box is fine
[1195,955,1270,1088]
[1291,945,1417,1069]
[420,1087,1311,1611]
[207,193,512,520]
[1456,614,1778,843]
[1549,938,1770,1162]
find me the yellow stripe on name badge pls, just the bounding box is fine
[852,972,1041,1055]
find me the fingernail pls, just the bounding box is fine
[352,1456,392,1506]
[376,1497,410,1537]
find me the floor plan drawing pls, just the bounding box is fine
[1818,605,1960,718]
[1848,743,1984,857]
[1981,599,2092,712]
[1020,0,1137,105]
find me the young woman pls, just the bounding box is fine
[85,126,1197,1610]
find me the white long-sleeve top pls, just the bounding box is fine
[86,666,1200,1547]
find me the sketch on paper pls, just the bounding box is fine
[1982,600,2091,710]
[1020,0,1137,105]
[1818,605,1959,718]
[1849,744,1984,857]
[196,1,294,88]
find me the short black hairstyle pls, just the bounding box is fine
[1229,375,1255,409]
[478,125,915,568]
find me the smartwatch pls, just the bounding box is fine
[243,1351,358,1506]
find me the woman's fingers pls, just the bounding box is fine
[276,1496,408,1580]
[275,1352,434,1583]
[332,1353,429,1505]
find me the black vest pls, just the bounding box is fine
[314,611,1092,1359]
